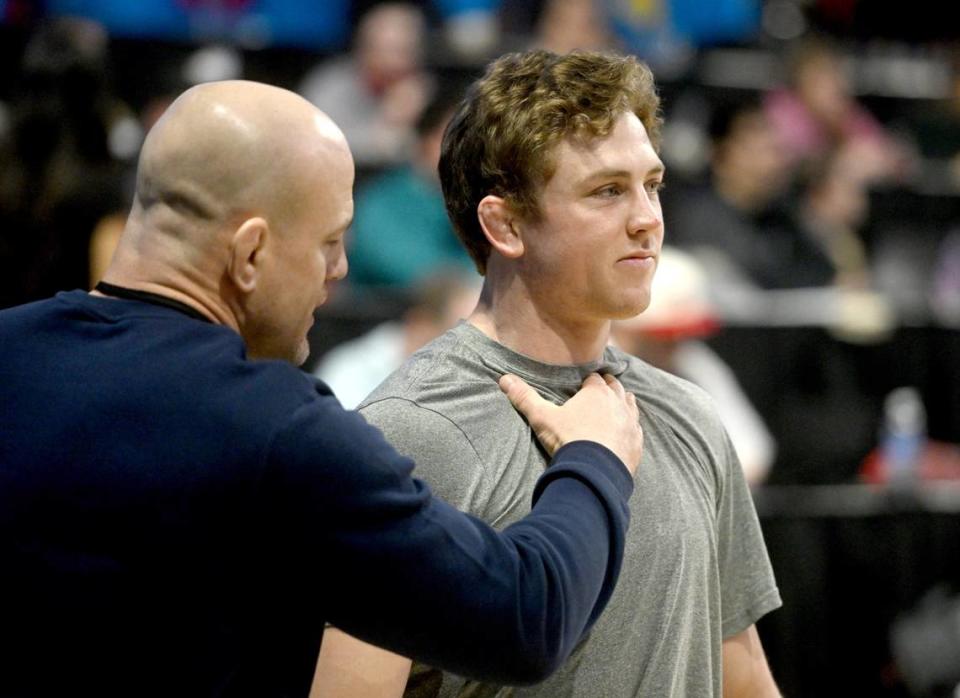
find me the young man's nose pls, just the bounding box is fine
[627,190,662,236]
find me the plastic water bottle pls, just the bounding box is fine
[881,386,926,488]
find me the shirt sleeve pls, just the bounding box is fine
[262,389,634,685]
[711,410,783,638]
[360,397,490,514]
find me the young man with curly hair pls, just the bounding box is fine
[314,50,782,698]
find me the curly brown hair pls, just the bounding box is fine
[439,49,662,274]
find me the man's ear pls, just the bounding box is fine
[477,195,524,260]
[228,217,269,294]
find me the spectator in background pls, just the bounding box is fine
[0,17,127,308]
[666,97,807,290]
[790,144,873,290]
[611,246,775,485]
[315,271,479,409]
[531,0,613,54]
[346,84,477,288]
[299,3,430,170]
[668,98,894,338]
[764,37,908,184]
[789,145,895,344]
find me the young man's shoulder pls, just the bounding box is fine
[358,325,537,517]
[361,324,503,411]
[615,347,716,413]
[611,347,731,453]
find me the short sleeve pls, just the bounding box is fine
[714,424,782,638]
[360,398,487,515]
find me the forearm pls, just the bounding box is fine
[311,627,410,698]
[722,626,781,698]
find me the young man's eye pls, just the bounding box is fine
[645,180,665,195]
[595,185,622,197]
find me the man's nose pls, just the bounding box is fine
[329,250,349,282]
[628,189,662,237]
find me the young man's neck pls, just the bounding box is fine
[468,282,611,365]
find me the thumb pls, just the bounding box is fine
[499,373,547,422]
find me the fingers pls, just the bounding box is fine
[501,373,560,454]
[588,372,638,424]
[600,373,640,436]
[601,373,627,402]
[499,374,545,419]
[581,372,606,385]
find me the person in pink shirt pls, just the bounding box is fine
[764,37,908,183]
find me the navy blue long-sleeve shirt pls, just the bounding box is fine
[0,291,633,697]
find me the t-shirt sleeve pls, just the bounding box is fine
[712,412,783,638]
[360,397,487,514]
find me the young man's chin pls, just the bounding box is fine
[610,296,652,321]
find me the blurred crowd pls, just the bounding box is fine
[1,0,959,488]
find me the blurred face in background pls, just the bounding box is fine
[356,3,424,94]
[714,108,792,212]
[536,0,611,53]
[796,50,853,130]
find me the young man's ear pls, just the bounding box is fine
[228,217,269,293]
[477,195,524,260]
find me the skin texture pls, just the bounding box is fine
[313,111,780,698]
[722,625,782,697]
[98,80,353,366]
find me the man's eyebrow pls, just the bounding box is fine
[578,163,666,185]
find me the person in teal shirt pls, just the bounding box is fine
[347,88,477,288]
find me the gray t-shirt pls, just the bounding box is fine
[360,322,781,697]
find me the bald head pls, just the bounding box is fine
[103,81,356,363]
[131,80,351,242]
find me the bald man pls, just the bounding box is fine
[0,81,642,697]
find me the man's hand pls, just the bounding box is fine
[499,373,642,475]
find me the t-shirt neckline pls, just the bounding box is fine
[453,320,629,389]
